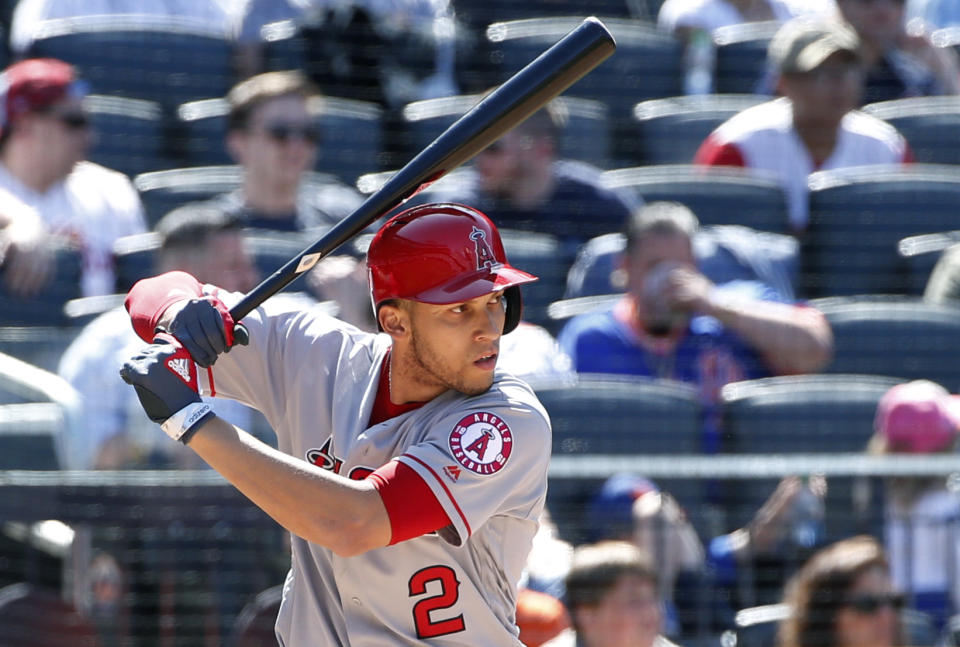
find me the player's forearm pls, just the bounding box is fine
[187,415,392,556]
[705,299,833,374]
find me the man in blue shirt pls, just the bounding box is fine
[558,201,834,449]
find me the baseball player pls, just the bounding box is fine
[119,202,552,645]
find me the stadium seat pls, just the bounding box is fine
[84,95,168,178]
[28,15,234,110]
[631,94,768,166]
[0,327,82,375]
[176,95,383,185]
[812,296,960,392]
[802,165,960,298]
[133,165,349,226]
[498,229,574,332]
[400,94,611,169]
[485,17,683,163]
[535,374,703,543]
[228,585,282,647]
[860,97,960,166]
[712,21,780,95]
[0,583,100,646]
[563,224,798,299]
[601,165,790,233]
[897,231,960,296]
[258,19,307,73]
[0,243,83,327]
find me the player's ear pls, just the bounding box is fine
[378,302,409,339]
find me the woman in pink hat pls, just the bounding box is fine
[868,379,960,631]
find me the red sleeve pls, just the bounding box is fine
[693,133,747,167]
[368,460,452,545]
[124,270,204,342]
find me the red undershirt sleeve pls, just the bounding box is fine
[124,270,204,342]
[368,460,452,545]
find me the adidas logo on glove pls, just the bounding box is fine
[167,358,192,383]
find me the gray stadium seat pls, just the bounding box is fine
[631,94,768,165]
[861,96,960,166]
[401,94,611,169]
[812,296,960,392]
[601,165,790,233]
[84,95,168,178]
[28,15,234,110]
[176,96,383,185]
[802,165,960,298]
[485,17,683,163]
[712,20,779,95]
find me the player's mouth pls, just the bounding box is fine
[474,352,498,371]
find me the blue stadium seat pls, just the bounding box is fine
[803,165,960,298]
[498,229,575,333]
[485,17,683,163]
[812,295,960,392]
[258,19,308,72]
[861,97,960,166]
[712,20,779,95]
[0,243,83,327]
[229,585,282,647]
[535,374,703,543]
[631,94,768,165]
[897,231,960,296]
[84,95,168,178]
[28,15,234,110]
[400,94,611,169]
[177,95,383,185]
[0,583,100,643]
[601,165,790,233]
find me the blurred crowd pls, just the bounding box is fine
[3,0,960,646]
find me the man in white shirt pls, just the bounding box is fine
[0,58,146,296]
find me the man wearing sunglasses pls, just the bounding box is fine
[0,57,146,297]
[212,70,363,234]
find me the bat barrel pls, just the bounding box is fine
[230,17,615,322]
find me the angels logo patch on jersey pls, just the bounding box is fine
[449,412,513,475]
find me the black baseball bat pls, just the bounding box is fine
[230,16,616,322]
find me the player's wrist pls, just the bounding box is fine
[160,402,215,444]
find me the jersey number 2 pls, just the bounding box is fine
[409,565,465,638]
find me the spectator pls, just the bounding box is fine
[557,202,833,448]
[410,104,639,246]
[516,587,572,647]
[707,475,827,625]
[836,0,960,103]
[58,204,263,471]
[0,185,52,296]
[0,58,147,296]
[778,534,904,647]
[924,242,960,304]
[543,540,681,647]
[210,70,364,233]
[694,16,912,232]
[867,379,960,630]
[9,0,240,55]
[659,0,835,38]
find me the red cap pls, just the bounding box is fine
[875,380,960,454]
[0,58,85,133]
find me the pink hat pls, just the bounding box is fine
[875,380,960,454]
[0,58,86,133]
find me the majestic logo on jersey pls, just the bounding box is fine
[448,412,513,475]
[443,465,462,482]
[166,358,192,384]
[470,226,496,270]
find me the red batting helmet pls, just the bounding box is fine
[367,203,537,334]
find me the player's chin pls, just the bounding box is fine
[458,371,496,396]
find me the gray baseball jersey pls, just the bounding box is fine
[200,291,552,646]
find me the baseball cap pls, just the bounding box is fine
[0,58,88,133]
[768,18,861,75]
[585,473,659,543]
[875,380,960,454]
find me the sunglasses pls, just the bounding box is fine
[57,112,90,130]
[844,592,906,614]
[263,123,319,144]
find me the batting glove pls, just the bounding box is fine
[162,297,249,368]
[119,334,214,444]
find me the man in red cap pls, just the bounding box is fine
[0,58,146,296]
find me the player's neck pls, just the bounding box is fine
[389,348,442,405]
